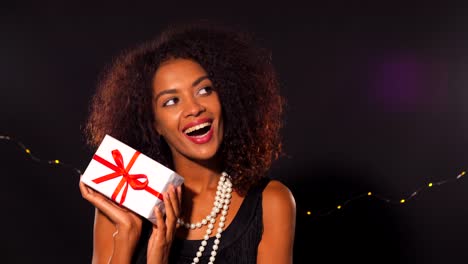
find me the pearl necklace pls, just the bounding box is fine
[177,172,233,264]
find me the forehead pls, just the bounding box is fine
[153,59,207,89]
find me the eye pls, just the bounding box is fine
[162,97,179,107]
[198,86,213,95]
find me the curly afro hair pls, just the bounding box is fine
[85,21,284,195]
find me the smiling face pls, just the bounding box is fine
[152,58,224,165]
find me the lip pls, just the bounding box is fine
[182,118,213,132]
[182,118,214,144]
[184,126,214,144]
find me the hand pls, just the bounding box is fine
[147,184,182,264]
[79,180,143,259]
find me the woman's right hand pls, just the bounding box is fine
[79,180,143,263]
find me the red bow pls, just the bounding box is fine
[92,149,163,205]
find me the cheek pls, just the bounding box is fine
[154,110,179,136]
[153,111,167,135]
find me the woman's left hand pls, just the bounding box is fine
[147,184,182,264]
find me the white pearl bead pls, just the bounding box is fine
[182,173,232,264]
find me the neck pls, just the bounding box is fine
[173,157,223,195]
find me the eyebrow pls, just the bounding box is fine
[154,75,210,102]
[192,75,210,87]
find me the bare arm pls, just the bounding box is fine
[257,180,296,264]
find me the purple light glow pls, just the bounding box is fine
[369,52,448,112]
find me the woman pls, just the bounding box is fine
[79,21,296,264]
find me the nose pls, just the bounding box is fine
[183,97,206,117]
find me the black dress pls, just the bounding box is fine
[132,178,270,264]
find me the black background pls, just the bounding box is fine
[1,1,468,263]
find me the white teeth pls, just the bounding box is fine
[184,122,211,134]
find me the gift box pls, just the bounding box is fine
[80,134,184,224]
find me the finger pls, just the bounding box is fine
[79,181,132,223]
[169,185,181,219]
[79,180,94,197]
[164,190,178,238]
[177,185,182,206]
[152,206,166,240]
[176,185,182,228]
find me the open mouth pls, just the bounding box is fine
[183,122,212,137]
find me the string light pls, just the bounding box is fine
[304,170,465,217]
[1,134,466,218]
[1,134,82,176]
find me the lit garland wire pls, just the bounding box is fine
[0,134,82,176]
[1,134,466,217]
[307,170,466,217]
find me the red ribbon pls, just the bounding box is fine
[92,149,164,205]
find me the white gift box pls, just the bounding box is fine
[80,134,184,224]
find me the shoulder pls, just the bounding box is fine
[257,179,296,263]
[261,179,296,220]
